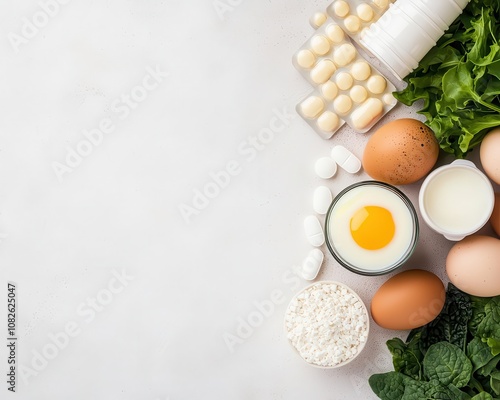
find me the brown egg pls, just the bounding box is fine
[363,119,439,185]
[480,128,500,185]
[491,193,500,236]
[371,269,445,330]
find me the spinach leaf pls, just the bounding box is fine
[400,379,430,400]
[369,283,500,400]
[471,393,493,400]
[478,355,500,377]
[423,343,472,388]
[476,375,496,396]
[369,372,407,400]
[470,296,491,335]
[469,376,486,393]
[401,380,471,400]
[447,384,474,400]
[369,372,471,400]
[488,339,500,357]
[490,370,500,395]
[473,298,500,354]
[468,337,497,373]
[387,333,424,380]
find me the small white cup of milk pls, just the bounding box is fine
[419,160,495,241]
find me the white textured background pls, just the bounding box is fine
[0,1,496,399]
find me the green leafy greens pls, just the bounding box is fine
[369,284,500,399]
[393,0,500,158]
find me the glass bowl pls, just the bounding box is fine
[325,181,419,276]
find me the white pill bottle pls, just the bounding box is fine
[360,0,470,80]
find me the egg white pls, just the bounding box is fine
[327,184,415,272]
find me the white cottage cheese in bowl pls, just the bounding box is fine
[284,281,369,368]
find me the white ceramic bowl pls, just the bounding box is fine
[284,281,370,369]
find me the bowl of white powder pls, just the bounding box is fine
[284,281,370,368]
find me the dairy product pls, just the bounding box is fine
[420,161,494,240]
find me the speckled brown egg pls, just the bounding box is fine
[363,119,439,185]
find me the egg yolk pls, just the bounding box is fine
[350,206,395,250]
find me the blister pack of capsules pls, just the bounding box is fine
[326,0,396,48]
[293,18,397,139]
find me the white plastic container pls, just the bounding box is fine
[395,1,442,41]
[416,0,470,29]
[419,160,495,241]
[361,0,470,80]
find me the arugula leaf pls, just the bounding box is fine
[467,8,498,67]
[423,343,472,388]
[488,61,500,80]
[439,63,500,113]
